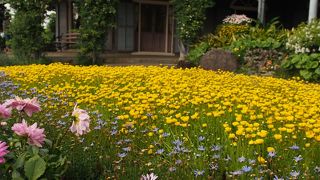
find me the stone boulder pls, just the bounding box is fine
[199,49,239,72]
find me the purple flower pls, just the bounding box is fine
[110,129,118,135]
[117,152,127,158]
[194,169,205,177]
[122,147,131,152]
[175,159,182,165]
[290,170,300,178]
[289,145,300,150]
[242,165,252,172]
[211,145,222,151]
[268,151,276,158]
[162,132,170,137]
[156,149,164,155]
[198,136,205,141]
[293,155,303,162]
[273,175,284,180]
[198,145,205,151]
[238,156,246,163]
[172,139,183,146]
[230,170,243,176]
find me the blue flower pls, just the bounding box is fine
[238,156,246,163]
[117,152,127,158]
[289,145,300,150]
[110,129,118,135]
[122,147,131,152]
[290,170,300,178]
[242,165,252,173]
[162,132,170,137]
[156,149,164,155]
[172,139,183,146]
[230,170,243,176]
[211,145,222,151]
[273,175,284,180]
[212,154,220,159]
[198,145,205,151]
[194,169,205,177]
[293,155,303,162]
[198,136,205,142]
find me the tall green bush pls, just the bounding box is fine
[171,0,215,60]
[74,0,118,64]
[6,0,50,61]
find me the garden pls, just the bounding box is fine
[0,1,320,180]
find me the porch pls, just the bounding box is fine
[45,51,179,66]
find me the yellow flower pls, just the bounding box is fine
[267,147,275,152]
[274,134,282,140]
[257,156,266,164]
[202,123,207,128]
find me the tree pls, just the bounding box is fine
[6,0,50,61]
[74,0,118,64]
[171,0,215,61]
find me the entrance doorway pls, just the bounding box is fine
[140,4,166,52]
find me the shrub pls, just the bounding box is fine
[281,53,320,81]
[186,42,211,65]
[286,19,320,54]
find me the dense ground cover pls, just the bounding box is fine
[1,63,320,179]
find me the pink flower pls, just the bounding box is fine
[12,119,29,136]
[27,123,46,147]
[4,97,41,117]
[70,105,90,136]
[0,141,9,164]
[12,120,46,147]
[0,104,11,119]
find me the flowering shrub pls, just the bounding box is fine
[286,19,320,54]
[222,14,252,25]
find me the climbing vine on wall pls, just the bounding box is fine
[74,0,118,64]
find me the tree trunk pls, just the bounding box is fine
[178,39,188,61]
[92,52,97,65]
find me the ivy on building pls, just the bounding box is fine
[74,0,118,64]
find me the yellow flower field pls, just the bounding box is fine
[1,63,320,178]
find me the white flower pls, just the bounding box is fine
[70,104,91,136]
[140,173,158,180]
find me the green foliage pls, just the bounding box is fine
[281,53,320,81]
[24,155,46,180]
[5,0,51,60]
[43,12,56,51]
[74,0,118,64]
[186,41,210,65]
[171,0,215,45]
[286,19,320,54]
[227,20,288,61]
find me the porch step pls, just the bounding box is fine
[45,52,179,66]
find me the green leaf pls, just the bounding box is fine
[13,153,26,169]
[315,67,320,75]
[24,155,46,180]
[300,70,313,80]
[291,55,302,64]
[305,61,319,69]
[12,170,24,180]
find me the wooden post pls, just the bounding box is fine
[257,0,266,25]
[309,0,318,23]
[165,5,169,53]
[138,3,141,52]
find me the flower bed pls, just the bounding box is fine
[0,63,320,179]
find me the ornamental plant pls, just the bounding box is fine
[222,14,252,25]
[171,0,215,60]
[0,95,91,179]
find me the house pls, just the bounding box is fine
[54,0,319,55]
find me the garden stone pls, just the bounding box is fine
[199,49,239,72]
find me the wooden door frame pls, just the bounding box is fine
[132,0,174,55]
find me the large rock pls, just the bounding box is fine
[199,49,239,71]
